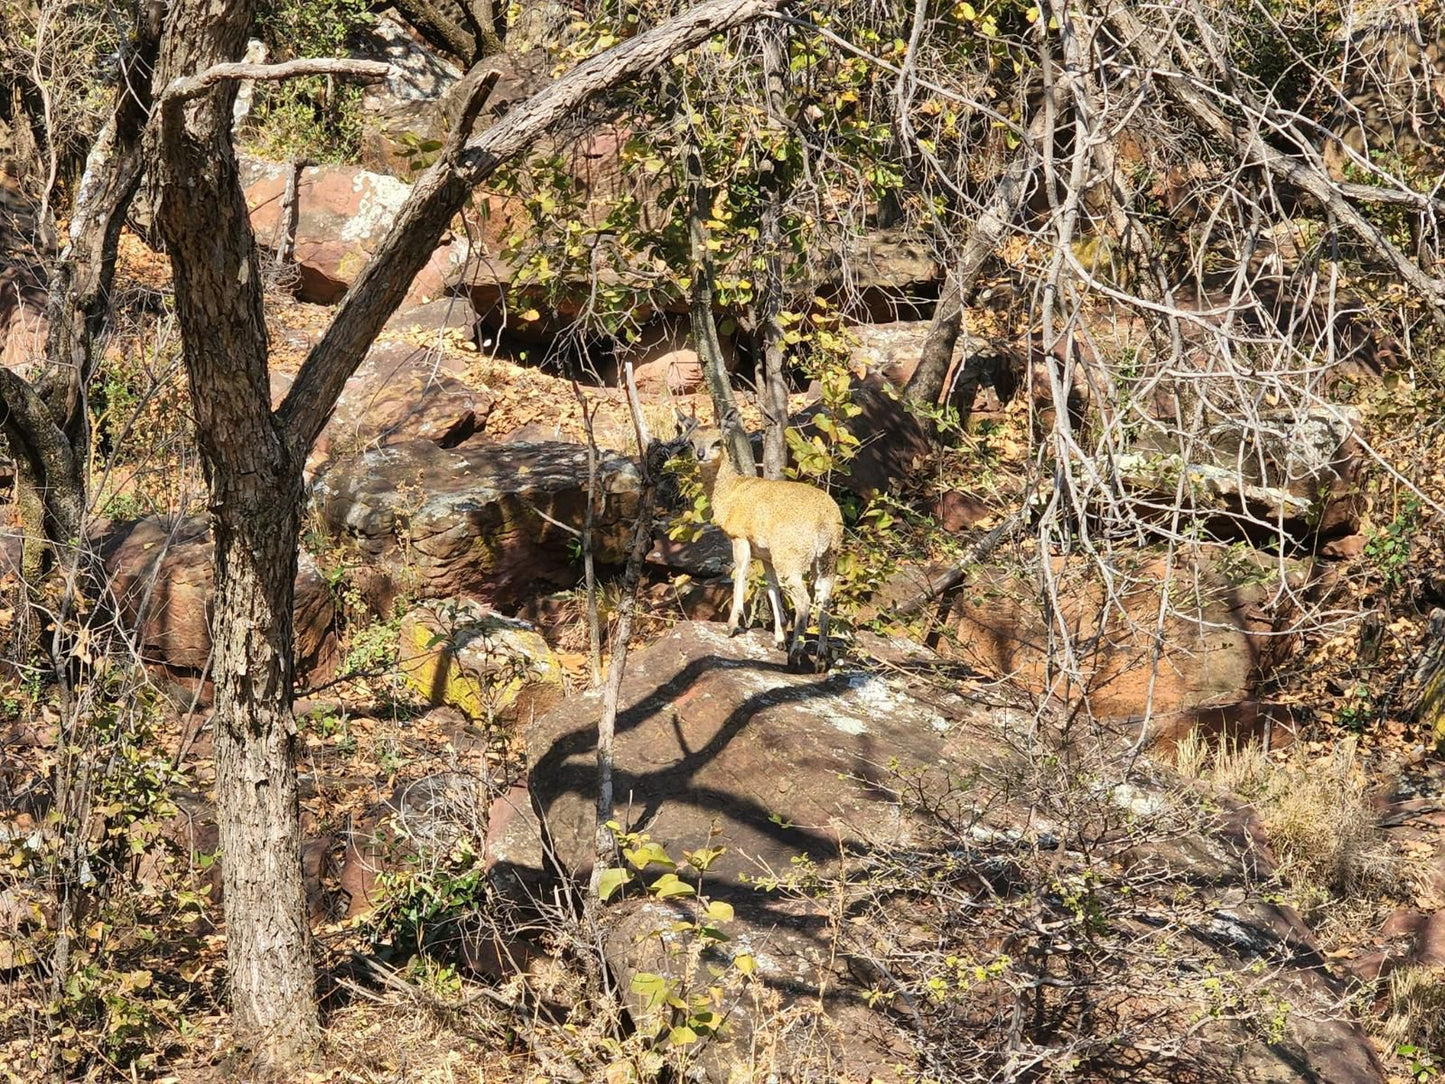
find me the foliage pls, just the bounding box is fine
[0,677,207,1078]
[245,0,375,163]
[597,825,757,1077]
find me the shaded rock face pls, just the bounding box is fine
[515,622,1384,1083]
[299,340,491,478]
[311,439,642,612]
[793,378,932,499]
[0,177,47,374]
[100,516,338,681]
[1123,407,1362,541]
[398,598,563,722]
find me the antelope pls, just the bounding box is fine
[690,427,844,671]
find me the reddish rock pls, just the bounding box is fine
[306,340,490,475]
[1322,533,1367,559]
[932,489,993,532]
[101,515,338,681]
[621,320,736,396]
[933,549,1305,749]
[241,160,477,305]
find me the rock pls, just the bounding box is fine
[241,160,461,305]
[311,439,642,611]
[1121,408,1362,541]
[932,489,993,532]
[792,377,932,499]
[850,319,931,386]
[304,340,491,477]
[1322,533,1367,560]
[526,622,998,1079]
[349,14,460,176]
[383,297,478,334]
[646,526,733,579]
[336,772,542,920]
[100,515,338,681]
[397,598,563,722]
[621,319,737,395]
[935,549,1304,749]
[518,621,1384,1082]
[0,191,47,374]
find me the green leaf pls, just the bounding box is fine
[630,972,671,1010]
[625,841,676,870]
[650,873,696,898]
[597,867,631,901]
[734,952,756,975]
[669,1025,699,1045]
[705,900,735,922]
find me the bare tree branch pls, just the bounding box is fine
[159,57,390,104]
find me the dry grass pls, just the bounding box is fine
[1381,965,1445,1052]
[1175,735,1398,921]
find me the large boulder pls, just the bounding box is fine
[277,339,491,478]
[311,438,642,612]
[240,160,467,305]
[514,621,1385,1082]
[100,515,338,680]
[1121,407,1363,541]
[924,548,1305,749]
[397,598,563,722]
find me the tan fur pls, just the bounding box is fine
[692,429,844,670]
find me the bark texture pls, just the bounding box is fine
[755,24,790,480]
[150,0,320,1066]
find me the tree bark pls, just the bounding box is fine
[149,0,321,1067]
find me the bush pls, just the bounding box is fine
[245,0,375,163]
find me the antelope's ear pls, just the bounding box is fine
[674,409,698,438]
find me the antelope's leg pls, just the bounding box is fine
[782,572,812,669]
[763,562,786,649]
[813,570,836,672]
[727,537,751,634]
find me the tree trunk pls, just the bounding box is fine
[149,0,321,1067]
[0,4,160,650]
[686,143,756,474]
[755,25,789,480]
[903,104,1058,408]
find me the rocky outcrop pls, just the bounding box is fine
[100,515,337,680]
[398,598,563,722]
[277,340,491,478]
[311,438,642,612]
[1121,407,1363,541]
[241,160,466,305]
[914,548,1305,749]
[508,621,1384,1083]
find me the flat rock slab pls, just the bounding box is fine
[516,621,1385,1083]
[312,438,641,611]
